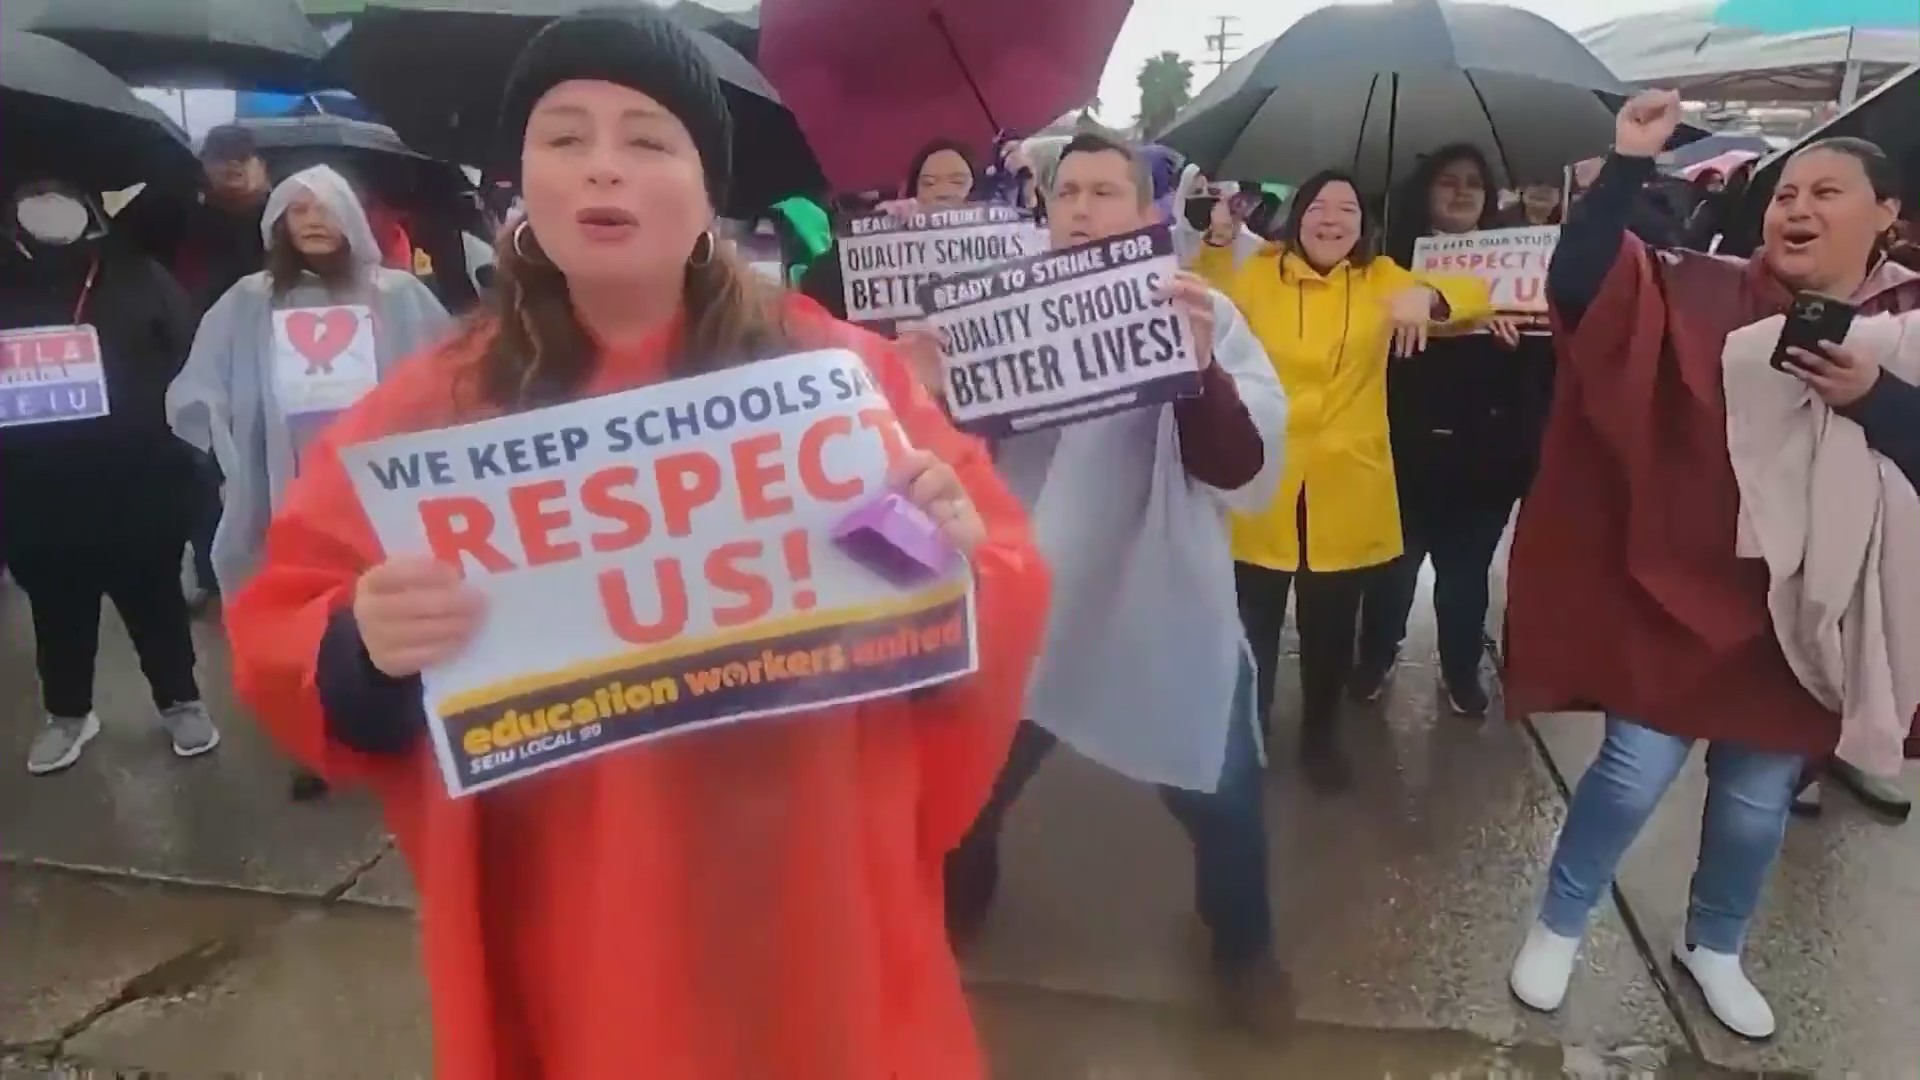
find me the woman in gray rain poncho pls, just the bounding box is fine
[168,164,450,799]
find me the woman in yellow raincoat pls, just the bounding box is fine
[1197,169,1491,791]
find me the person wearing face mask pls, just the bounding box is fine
[1197,170,1493,793]
[1354,144,1548,717]
[222,10,1048,1076]
[169,165,451,803]
[899,131,1290,1024]
[1182,179,1266,275]
[0,182,216,775]
[1504,91,1920,1040]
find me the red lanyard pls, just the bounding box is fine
[71,256,100,325]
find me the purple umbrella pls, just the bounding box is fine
[760,0,1133,193]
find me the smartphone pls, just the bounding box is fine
[1770,292,1857,371]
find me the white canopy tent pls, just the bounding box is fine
[1579,4,1918,106]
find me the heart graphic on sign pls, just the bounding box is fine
[285,309,360,375]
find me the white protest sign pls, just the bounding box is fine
[836,205,1048,329]
[340,348,978,798]
[917,224,1202,437]
[1411,226,1560,314]
[272,305,379,417]
[0,325,109,428]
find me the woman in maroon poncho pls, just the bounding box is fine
[1503,91,1919,1040]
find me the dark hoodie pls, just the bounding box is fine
[172,196,268,315]
[1386,148,1556,516]
[0,233,200,549]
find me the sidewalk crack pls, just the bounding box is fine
[1518,713,1710,1065]
[321,839,395,904]
[41,935,242,1052]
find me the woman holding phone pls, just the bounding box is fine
[1505,90,1918,1039]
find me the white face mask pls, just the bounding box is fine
[16,193,90,246]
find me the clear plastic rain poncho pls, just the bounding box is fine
[997,292,1287,791]
[167,165,452,596]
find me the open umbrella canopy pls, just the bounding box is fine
[1714,0,1919,33]
[236,115,475,213]
[323,0,823,214]
[0,29,199,192]
[1,0,327,92]
[758,0,1132,193]
[1579,7,1918,104]
[668,0,757,60]
[1661,130,1776,172]
[1160,0,1637,193]
[1746,64,1920,202]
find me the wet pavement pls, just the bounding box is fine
[0,568,1907,1078]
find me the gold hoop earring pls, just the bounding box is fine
[689,230,716,268]
[511,219,547,265]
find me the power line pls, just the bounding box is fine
[1203,15,1240,76]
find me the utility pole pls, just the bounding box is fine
[1204,15,1240,76]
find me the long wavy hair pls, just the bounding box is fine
[466,221,794,411]
[1387,143,1501,264]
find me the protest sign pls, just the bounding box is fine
[1412,226,1560,314]
[0,325,108,428]
[273,305,379,417]
[836,205,1048,329]
[916,224,1201,437]
[340,348,977,798]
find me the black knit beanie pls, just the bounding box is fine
[496,8,733,210]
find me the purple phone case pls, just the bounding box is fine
[831,493,957,585]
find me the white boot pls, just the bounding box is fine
[1509,921,1582,1012]
[1674,937,1776,1039]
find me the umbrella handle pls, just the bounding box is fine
[928,10,1002,136]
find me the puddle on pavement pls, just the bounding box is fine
[972,982,1799,1079]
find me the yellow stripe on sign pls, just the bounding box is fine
[433,580,971,716]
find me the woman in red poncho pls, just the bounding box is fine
[223,11,1048,1078]
[1504,91,1918,1041]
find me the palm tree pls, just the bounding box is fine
[1136,51,1193,140]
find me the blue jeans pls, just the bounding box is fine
[189,450,222,593]
[1539,716,1804,954]
[946,658,1271,962]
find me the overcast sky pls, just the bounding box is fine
[144,1,1699,147]
[1094,0,1691,125]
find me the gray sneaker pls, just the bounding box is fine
[27,714,101,775]
[160,702,221,758]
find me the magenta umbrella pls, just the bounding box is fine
[759,0,1132,193]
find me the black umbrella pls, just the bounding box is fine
[668,0,757,61]
[322,0,824,216]
[1722,65,1920,255]
[1160,0,1645,193]
[1662,132,1775,173]
[0,29,199,192]
[236,115,477,214]
[0,0,327,92]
